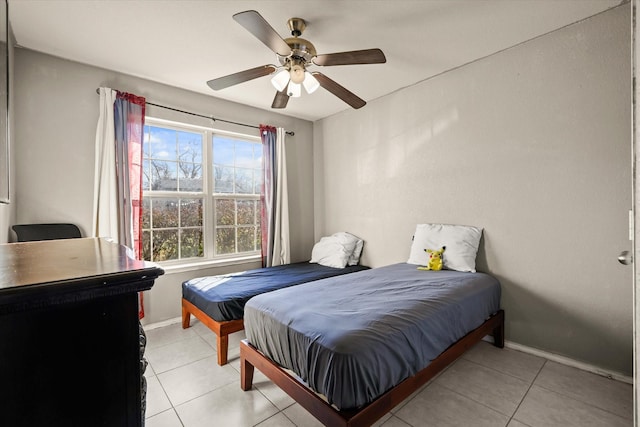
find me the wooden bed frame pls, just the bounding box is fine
[182,298,244,365]
[240,309,505,427]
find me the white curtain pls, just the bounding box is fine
[272,127,290,265]
[92,87,119,241]
[260,126,290,267]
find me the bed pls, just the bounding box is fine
[240,263,503,426]
[181,261,369,365]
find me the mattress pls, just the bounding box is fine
[182,262,369,322]
[244,263,501,410]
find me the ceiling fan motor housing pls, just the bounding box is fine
[279,17,316,70]
[279,37,317,66]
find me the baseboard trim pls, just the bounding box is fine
[143,316,182,330]
[500,339,633,384]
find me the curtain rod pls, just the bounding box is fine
[95,88,294,136]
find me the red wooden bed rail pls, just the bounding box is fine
[182,298,244,365]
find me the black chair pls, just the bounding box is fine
[12,223,82,242]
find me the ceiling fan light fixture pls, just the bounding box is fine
[287,82,302,97]
[289,63,306,84]
[271,69,290,92]
[302,71,320,94]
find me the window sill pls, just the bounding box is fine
[159,255,261,274]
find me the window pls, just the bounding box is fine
[141,118,261,264]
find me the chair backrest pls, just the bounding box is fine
[12,223,82,242]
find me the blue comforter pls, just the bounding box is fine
[182,262,369,322]
[244,263,501,409]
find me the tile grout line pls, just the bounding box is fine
[145,324,239,426]
[460,355,542,386]
[144,325,285,426]
[434,381,513,421]
[530,382,634,422]
[460,344,633,424]
[251,377,299,425]
[280,407,300,427]
[147,372,179,423]
[390,357,461,424]
[431,351,547,423]
[250,411,287,427]
[506,359,547,426]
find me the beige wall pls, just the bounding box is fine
[13,49,314,324]
[315,5,632,375]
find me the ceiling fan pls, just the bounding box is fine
[207,10,386,110]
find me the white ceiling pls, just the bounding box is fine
[8,0,623,122]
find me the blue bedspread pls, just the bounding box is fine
[244,263,501,409]
[182,262,369,322]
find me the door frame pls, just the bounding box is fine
[632,1,639,425]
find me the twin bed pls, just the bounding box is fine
[182,226,503,426]
[241,264,503,426]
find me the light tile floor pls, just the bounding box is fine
[143,320,633,427]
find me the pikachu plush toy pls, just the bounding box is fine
[417,246,446,271]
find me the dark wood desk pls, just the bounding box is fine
[0,238,164,427]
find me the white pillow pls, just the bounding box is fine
[407,224,483,272]
[332,232,364,266]
[310,235,357,268]
[349,239,364,266]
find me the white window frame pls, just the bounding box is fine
[143,117,262,268]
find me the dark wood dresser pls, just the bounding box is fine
[0,237,164,426]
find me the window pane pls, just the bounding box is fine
[254,143,262,165]
[256,222,261,250]
[237,200,255,225]
[143,125,151,157]
[142,159,151,191]
[214,165,234,193]
[178,163,203,191]
[178,131,203,191]
[142,230,151,261]
[254,170,262,194]
[151,161,178,191]
[181,199,203,227]
[216,199,235,226]
[152,198,179,228]
[142,198,150,229]
[235,168,253,194]
[235,141,255,168]
[181,228,203,258]
[178,131,203,164]
[148,126,178,161]
[237,226,256,252]
[213,136,235,166]
[153,229,179,261]
[216,228,235,255]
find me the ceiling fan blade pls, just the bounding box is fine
[313,72,366,109]
[313,48,386,66]
[207,65,276,91]
[233,10,291,57]
[271,90,290,109]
